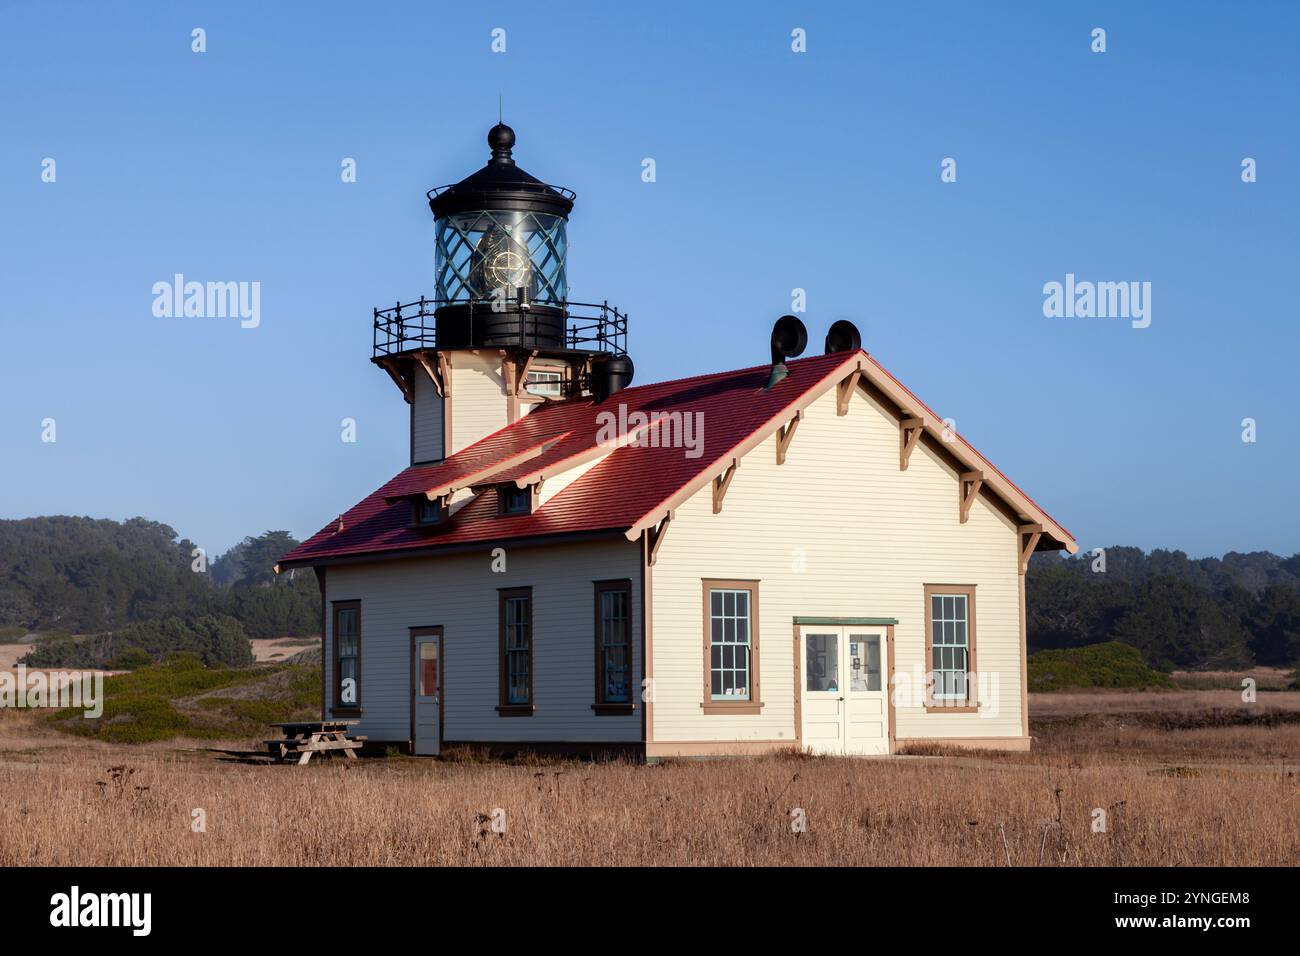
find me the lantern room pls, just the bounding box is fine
[427,123,575,350]
[370,121,634,465]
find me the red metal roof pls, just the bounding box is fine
[278,349,1072,568]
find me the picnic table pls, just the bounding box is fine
[265,720,366,765]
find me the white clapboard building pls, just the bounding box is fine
[278,124,1076,758]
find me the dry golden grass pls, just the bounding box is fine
[1171,666,1294,691]
[1,692,1297,867]
[1029,688,1300,718]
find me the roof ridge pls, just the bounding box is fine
[534,349,852,412]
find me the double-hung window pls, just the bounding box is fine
[702,580,761,714]
[333,601,361,712]
[593,580,633,713]
[498,588,534,714]
[924,585,977,708]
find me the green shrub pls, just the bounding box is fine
[1028,641,1175,692]
[45,657,319,743]
[23,615,253,669]
[108,646,153,671]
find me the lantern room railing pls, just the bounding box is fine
[426,183,577,203]
[372,296,628,358]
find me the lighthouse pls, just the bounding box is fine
[372,123,634,465]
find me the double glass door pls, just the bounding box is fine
[801,626,889,755]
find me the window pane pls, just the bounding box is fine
[807,633,838,692]
[418,642,439,696]
[849,635,881,692]
[604,645,628,703]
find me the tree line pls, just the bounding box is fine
[0,517,317,668]
[3,518,1298,673]
[1027,546,1300,670]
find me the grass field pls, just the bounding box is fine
[1,680,1297,867]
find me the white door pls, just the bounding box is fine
[802,630,844,750]
[800,626,890,755]
[412,630,441,756]
[843,630,889,755]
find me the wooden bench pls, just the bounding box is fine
[265,720,366,765]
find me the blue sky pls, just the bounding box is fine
[1,1,1296,558]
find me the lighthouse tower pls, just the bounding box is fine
[372,123,633,465]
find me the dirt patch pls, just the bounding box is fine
[0,644,35,670]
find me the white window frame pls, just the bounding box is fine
[525,369,564,397]
[708,588,752,702]
[927,589,973,703]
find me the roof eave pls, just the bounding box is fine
[275,526,632,572]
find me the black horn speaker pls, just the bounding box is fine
[824,319,862,355]
[766,315,808,388]
[591,354,635,403]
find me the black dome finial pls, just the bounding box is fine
[488,123,516,165]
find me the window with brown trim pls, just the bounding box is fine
[332,600,361,713]
[593,580,633,714]
[497,587,534,714]
[923,584,978,711]
[701,579,761,714]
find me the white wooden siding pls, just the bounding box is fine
[324,538,642,743]
[411,371,444,464]
[450,354,508,453]
[650,386,1023,748]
